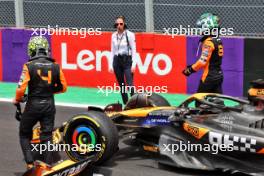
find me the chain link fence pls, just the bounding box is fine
[154,0,264,37]
[0,0,263,37]
[0,0,15,27]
[23,0,145,31]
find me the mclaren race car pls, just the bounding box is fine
[85,79,264,175]
[19,80,264,176]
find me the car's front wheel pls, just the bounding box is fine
[63,111,119,165]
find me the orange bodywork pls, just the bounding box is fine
[183,122,209,139]
[107,106,176,118]
[257,148,264,154]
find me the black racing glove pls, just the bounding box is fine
[15,103,22,121]
[182,65,196,76]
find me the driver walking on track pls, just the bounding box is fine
[183,13,224,94]
[13,36,67,170]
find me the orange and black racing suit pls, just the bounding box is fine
[15,54,67,165]
[192,36,224,93]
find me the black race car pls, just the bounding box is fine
[25,80,264,176]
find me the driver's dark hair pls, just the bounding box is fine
[116,15,125,21]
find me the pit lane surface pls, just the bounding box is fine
[0,102,227,176]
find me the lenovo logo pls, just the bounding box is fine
[60,43,172,76]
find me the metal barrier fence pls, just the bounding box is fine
[0,0,15,27]
[0,0,263,37]
[154,0,264,37]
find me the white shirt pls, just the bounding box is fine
[110,30,136,69]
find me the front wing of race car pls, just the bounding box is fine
[22,157,92,176]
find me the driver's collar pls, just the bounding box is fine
[29,55,54,62]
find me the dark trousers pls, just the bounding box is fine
[197,79,223,93]
[113,55,135,104]
[19,98,55,165]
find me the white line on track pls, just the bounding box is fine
[0,98,104,108]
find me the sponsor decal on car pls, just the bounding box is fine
[47,159,90,176]
[183,122,209,139]
[209,131,257,153]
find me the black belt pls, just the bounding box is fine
[116,54,131,57]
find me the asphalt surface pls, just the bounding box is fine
[0,101,227,176]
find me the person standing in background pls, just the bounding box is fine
[110,15,136,104]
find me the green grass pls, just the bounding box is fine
[0,82,189,106]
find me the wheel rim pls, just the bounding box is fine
[72,125,97,151]
[64,117,102,161]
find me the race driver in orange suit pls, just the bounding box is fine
[13,36,67,170]
[183,13,224,93]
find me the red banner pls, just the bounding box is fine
[51,32,187,93]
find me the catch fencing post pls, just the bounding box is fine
[145,0,154,32]
[15,0,24,27]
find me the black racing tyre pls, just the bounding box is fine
[63,111,118,165]
[124,93,170,110]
